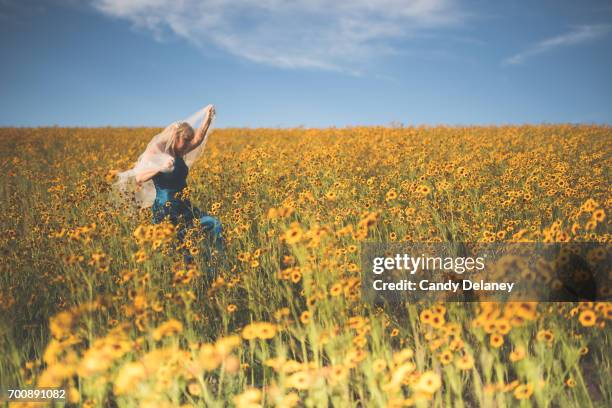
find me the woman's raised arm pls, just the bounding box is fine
[186,105,215,153]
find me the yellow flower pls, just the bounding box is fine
[372,358,387,373]
[290,269,302,283]
[285,371,314,390]
[113,362,146,395]
[255,322,277,339]
[284,224,303,245]
[187,380,203,396]
[283,393,301,408]
[490,333,504,348]
[385,189,398,201]
[581,198,598,212]
[414,371,442,394]
[78,349,113,377]
[494,319,511,335]
[578,309,596,327]
[509,345,526,362]
[152,319,183,341]
[242,322,277,340]
[417,185,431,195]
[133,249,147,263]
[393,348,414,365]
[233,387,262,407]
[300,311,311,324]
[438,350,453,365]
[242,324,258,340]
[536,329,554,343]
[455,354,474,370]
[513,383,534,400]
[198,344,222,370]
[329,283,343,297]
[420,309,433,325]
[504,380,519,392]
[591,209,605,222]
[49,311,74,340]
[215,335,241,357]
[327,365,348,385]
[344,348,368,367]
[449,337,464,351]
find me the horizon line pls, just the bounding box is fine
[0,122,611,129]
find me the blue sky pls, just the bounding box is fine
[1,0,611,127]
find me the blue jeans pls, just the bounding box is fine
[189,214,225,262]
[152,195,226,271]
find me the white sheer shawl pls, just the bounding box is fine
[113,105,216,209]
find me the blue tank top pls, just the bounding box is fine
[152,156,188,204]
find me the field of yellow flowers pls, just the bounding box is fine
[0,124,610,407]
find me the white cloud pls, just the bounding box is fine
[504,24,610,65]
[90,0,461,73]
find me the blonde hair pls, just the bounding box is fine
[175,121,195,140]
[166,122,195,154]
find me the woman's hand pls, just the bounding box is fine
[160,156,175,173]
[205,104,215,122]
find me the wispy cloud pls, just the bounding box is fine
[504,24,610,65]
[90,0,462,73]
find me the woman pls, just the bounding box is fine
[116,105,224,267]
